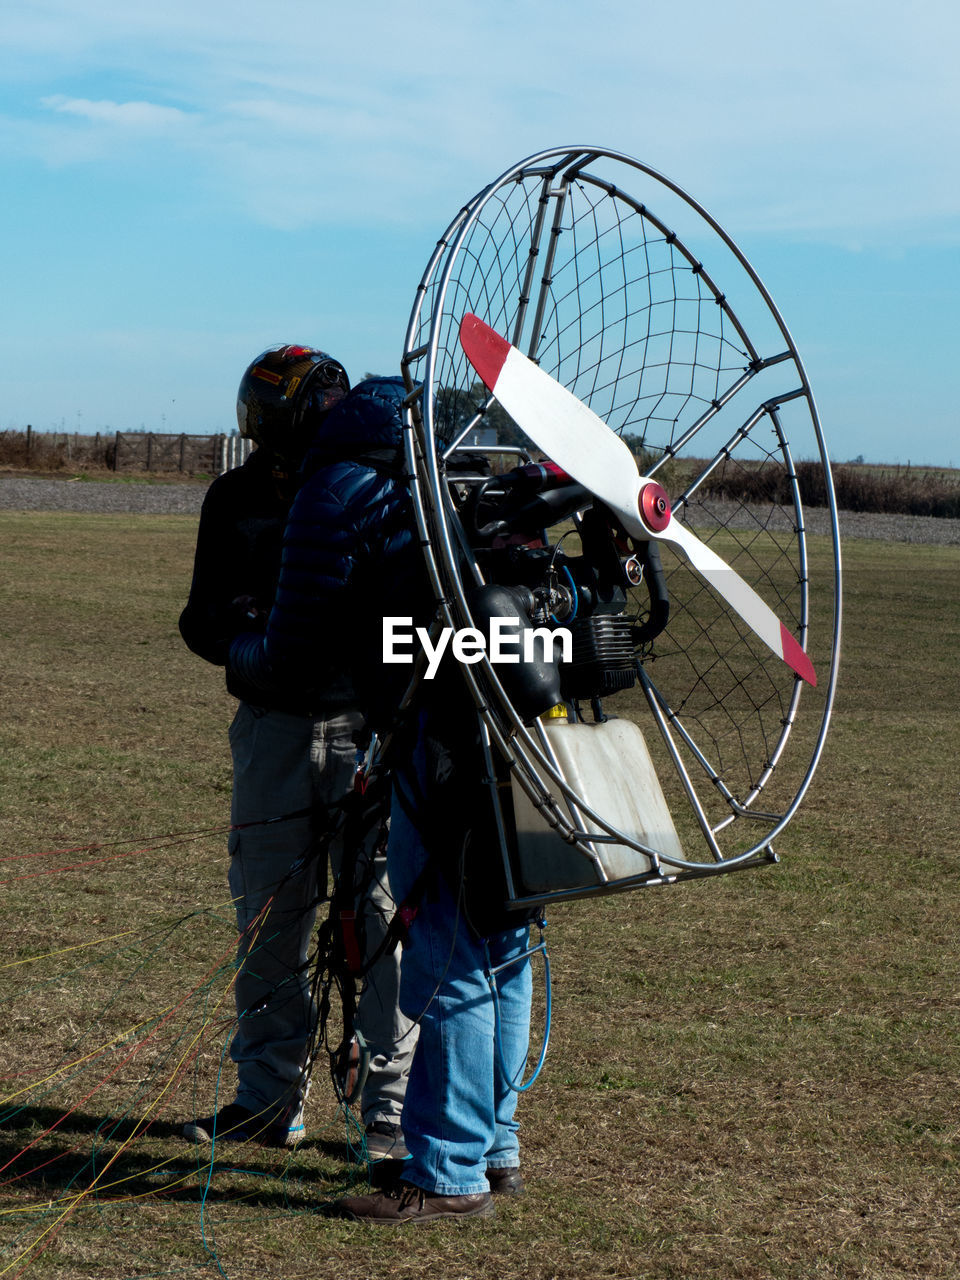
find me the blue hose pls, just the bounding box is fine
[485,925,552,1094]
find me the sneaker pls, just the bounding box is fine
[182,1102,303,1149]
[364,1120,409,1161]
[336,1181,494,1224]
[486,1167,525,1195]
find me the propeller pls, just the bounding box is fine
[459,312,816,687]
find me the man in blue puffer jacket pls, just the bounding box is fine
[231,375,533,1223]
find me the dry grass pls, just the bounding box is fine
[665,456,960,519]
[0,429,226,478]
[0,512,958,1279]
[4,431,960,516]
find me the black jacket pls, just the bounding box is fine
[179,448,318,712]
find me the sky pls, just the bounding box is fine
[1,0,958,466]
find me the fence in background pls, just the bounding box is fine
[2,428,253,475]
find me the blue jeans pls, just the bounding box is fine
[387,755,532,1196]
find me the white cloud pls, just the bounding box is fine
[41,95,189,129]
[4,0,959,242]
[2,1,957,460]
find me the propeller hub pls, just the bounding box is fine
[638,481,671,533]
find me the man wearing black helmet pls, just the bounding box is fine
[228,376,533,1224]
[179,345,415,1159]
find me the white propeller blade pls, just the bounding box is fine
[459,313,816,687]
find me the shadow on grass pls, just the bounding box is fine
[0,1103,390,1211]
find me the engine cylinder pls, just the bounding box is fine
[562,613,636,699]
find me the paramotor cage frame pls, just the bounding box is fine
[399,146,842,908]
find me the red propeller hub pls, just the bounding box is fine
[638,481,671,533]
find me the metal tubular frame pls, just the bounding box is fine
[400,146,842,904]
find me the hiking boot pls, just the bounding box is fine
[486,1166,525,1195]
[364,1120,409,1161]
[182,1102,303,1149]
[336,1181,494,1224]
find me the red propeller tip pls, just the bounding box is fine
[780,624,817,687]
[459,314,510,392]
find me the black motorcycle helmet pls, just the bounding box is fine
[236,344,350,468]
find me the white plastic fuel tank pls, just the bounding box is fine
[510,715,684,895]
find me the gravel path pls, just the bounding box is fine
[0,474,207,515]
[1,473,958,545]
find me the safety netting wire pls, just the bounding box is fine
[420,168,760,472]
[528,178,752,454]
[644,423,813,805]
[525,178,813,809]
[412,159,828,827]
[424,180,543,446]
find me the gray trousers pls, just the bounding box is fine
[227,703,416,1127]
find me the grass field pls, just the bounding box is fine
[0,511,958,1279]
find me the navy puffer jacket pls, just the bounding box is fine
[229,377,431,727]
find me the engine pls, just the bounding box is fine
[450,455,669,720]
